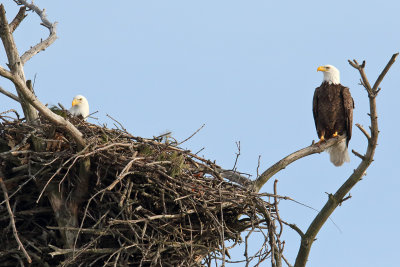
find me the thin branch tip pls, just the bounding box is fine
[351,150,365,161]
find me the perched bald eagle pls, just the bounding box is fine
[69,95,89,121]
[313,65,354,166]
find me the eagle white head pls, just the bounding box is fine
[69,95,89,120]
[317,65,340,84]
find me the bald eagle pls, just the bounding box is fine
[313,65,354,166]
[69,95,89,121]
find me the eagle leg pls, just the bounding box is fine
[332,131,338,137]
[315,135,325,145]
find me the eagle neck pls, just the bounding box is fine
[323,72,340,85]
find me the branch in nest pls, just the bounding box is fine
[218,168,253,188]
[0,174,32,264]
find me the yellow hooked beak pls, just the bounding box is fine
[317,66,327,72]
[71,99,79,106]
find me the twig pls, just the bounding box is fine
[232,141,241,171]
[107,114,127,132]
[273,180,283,238]
[356,123,371,140]
[178,123,205,145]
[0,175,32,263]
[48,245,116,257]
[281,220,304,238]
[339,193,352,205]
[107,152,138,190]
[351,149,365,160]
[256,155,261,178]
[109,202,233,224]
[282,254,293,267]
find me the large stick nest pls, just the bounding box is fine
[0,110,282,266]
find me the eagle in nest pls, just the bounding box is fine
[69,95,89,121]
[313,65,354,166]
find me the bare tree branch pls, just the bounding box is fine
[355,123,371,141]
[281,220,304,238]
[178,123,205,145]
[372,53,399,92]
[222,136,349,191]
[0,4,37,122]
[351,149,365,161]
[348,59,374,95]
[0,66,13,79]
[253,136,346,192]
[9,7,26,33]
[13,0,58,64]
[0,85,20,102]
[294,53,398,267]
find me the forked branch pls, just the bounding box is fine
[13,0,58,64]
[9,7,26,33]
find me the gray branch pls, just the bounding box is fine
[218,169,253,188]
[9,7,26,33]
[0,4,38,122]
[14,0,58,64]
[253,136,346,192]
[0,85,20,102]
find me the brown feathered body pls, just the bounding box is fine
[313,81,354,166]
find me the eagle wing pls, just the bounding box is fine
[312,87,320,137]
[342,87,354,145]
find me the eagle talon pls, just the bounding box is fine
[315,136,325,146]
[332,132,338,138]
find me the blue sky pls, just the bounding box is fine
[1,1,400,266]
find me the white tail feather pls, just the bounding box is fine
[326,138,350,167]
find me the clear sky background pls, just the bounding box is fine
[1,1,399,266]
